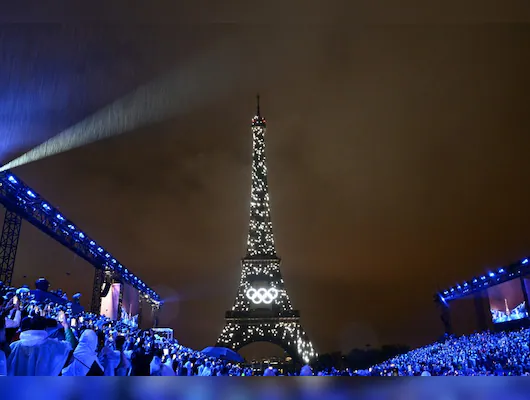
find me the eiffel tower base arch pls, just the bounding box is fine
[216,313,315,365]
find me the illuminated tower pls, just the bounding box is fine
[216,96,317,364]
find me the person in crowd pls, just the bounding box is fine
[98,332,121,376]
[7,316,72,376]
[0,317,9,376]
[115,335,131,376]
[263,366,276,376]
[62,329,104,376]
[3,295,21,344]
[130,337,154,376]
[183,357,194,376]
[421,368,431,376]
[149,349,175,376]
[198,360,213,376]
[299,364,313,376]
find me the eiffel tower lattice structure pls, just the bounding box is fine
[216,96,317,364]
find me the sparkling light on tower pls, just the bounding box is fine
[246,95,276,258]
[216,96,316,364]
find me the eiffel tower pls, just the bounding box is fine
[216,96,317,364]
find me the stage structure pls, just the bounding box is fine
[217,96,317,364]
[0,171,162,321]
[435,256,530,334]
[0,209,22,285]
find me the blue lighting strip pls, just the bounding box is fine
[437,258,530,303]
[0,170,161,305]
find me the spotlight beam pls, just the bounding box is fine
[0,36,273,171]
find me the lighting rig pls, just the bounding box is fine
[0,170,162,312]
[436,257,530,304]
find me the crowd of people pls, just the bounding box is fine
[4,279,530,376]
[355,329,530,376]
[0,280,315,376]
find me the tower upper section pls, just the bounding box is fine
[245,95,277,259]
[251,94,266,127]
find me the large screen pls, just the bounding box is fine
[121,283,140,318]
[100,283,121,320]
[488,279,528,324]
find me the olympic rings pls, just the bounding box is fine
[246,287,279,305]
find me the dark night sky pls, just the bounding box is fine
[1,2,530,357]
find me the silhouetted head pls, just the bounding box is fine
[115,335,126,351]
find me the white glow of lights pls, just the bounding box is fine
[231,259,294,313]
[245,122,277,257]
[246,287,279,305]
[218,321,317,364]
[219,105,317,364]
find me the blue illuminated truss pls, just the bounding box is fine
[0,170,162,305]
[437,257,530,303]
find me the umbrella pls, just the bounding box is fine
[201,347,244,363]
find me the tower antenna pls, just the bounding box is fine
[256,93,260,117]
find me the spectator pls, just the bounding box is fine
[62,329,104,376]
[300,364,313,376]
[149,349,174,376]
[0,317,9,376]
[98,333,120,376]
[7,316,72,376]
[263,366,276,376]
[199,360,213,376]
[115,335,131,376]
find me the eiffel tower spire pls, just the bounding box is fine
[246,98,275,258]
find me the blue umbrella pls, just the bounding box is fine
[201,346,244,363]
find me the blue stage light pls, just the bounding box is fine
[473,278,478,283]
[480,276,486,280]
[498,268,504,273]
[1,171,161,304]
[489,272,495,277]
[523,259,529,265]
[463,282,468,287]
